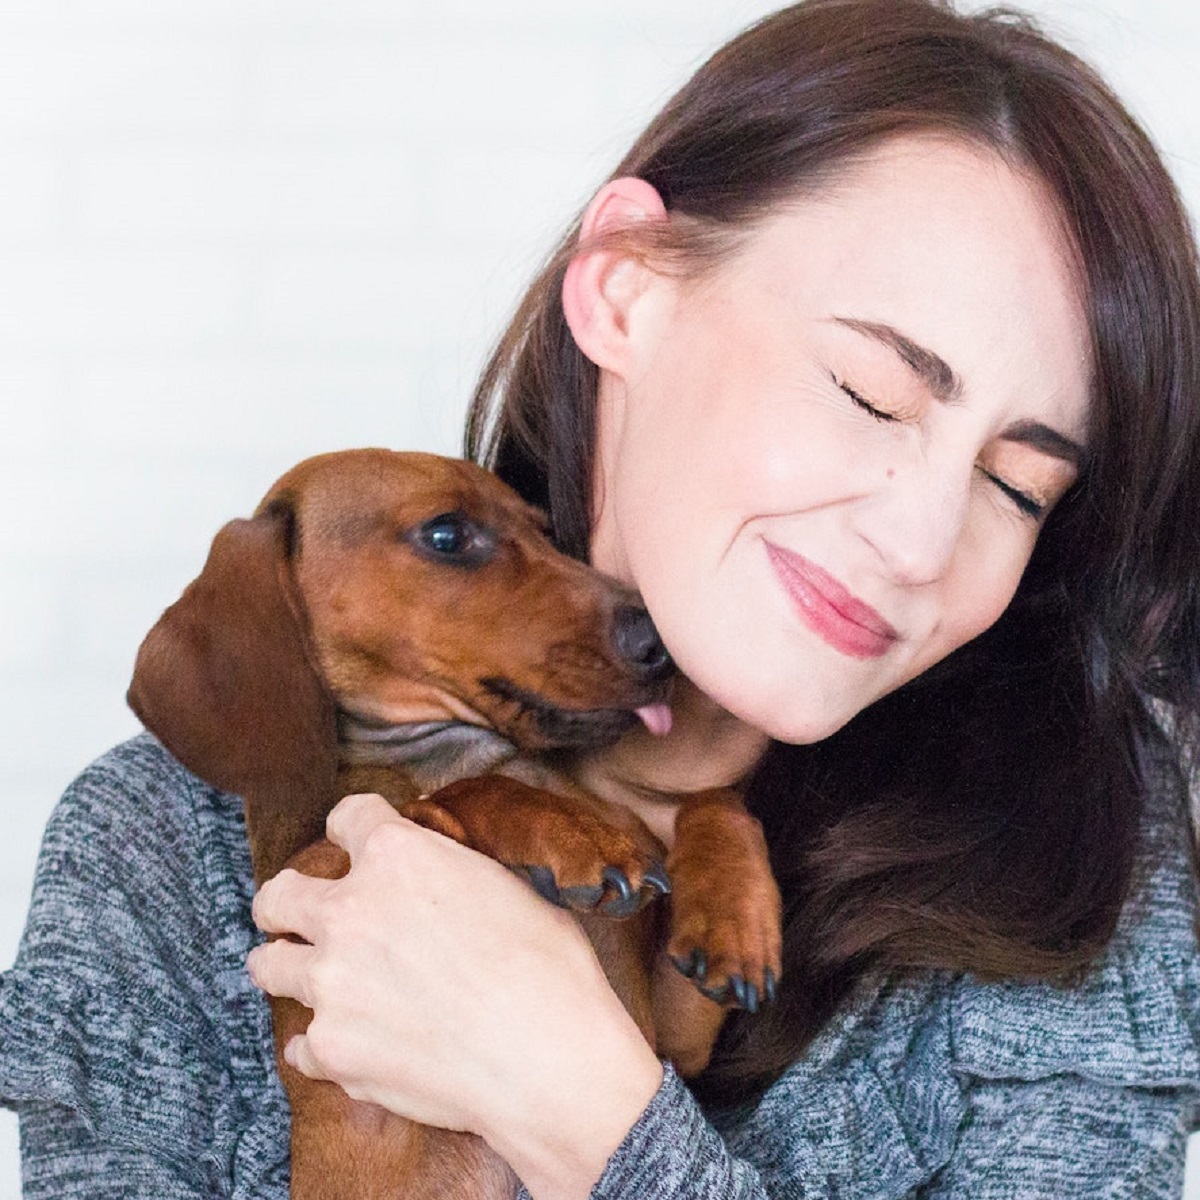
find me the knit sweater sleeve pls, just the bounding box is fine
[581,1050,1197,1200]
[0,735,290,1199]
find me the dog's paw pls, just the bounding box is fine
[668,937,779,1014]
[665,795,783,1013]
[413,774,670,918]
[515,853,670,917]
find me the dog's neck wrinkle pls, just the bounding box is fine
[337,715,518,793]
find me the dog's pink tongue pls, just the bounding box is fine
[636,703,673,737]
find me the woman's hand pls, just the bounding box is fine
[245,792,664,1200]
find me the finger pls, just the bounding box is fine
[251,867,337,938]
[283,1034,331,1082]
[325,791,404,856]
[245,938,317,1006]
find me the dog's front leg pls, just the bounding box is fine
[399,774,669,917]
[665,789,783,1009]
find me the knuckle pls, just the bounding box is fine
[334,790,376,819]
[325,891,361,937]
[304,1015,350,1078]
[329,790,386,834]
[359,815,412,865]
[305,949,341,1006]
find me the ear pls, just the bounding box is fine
[127,510,339,885]
[561,176,669,373]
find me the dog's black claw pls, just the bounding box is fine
[679,962,771,1012]
[560,883,605,910]
[599,867,643,917]
[763,968,778,1006]
[523,865,563,907]
[642,860,671,897]
[601,867,633,902]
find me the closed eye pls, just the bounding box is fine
[979,470,1045,520]
[836,371,1055,521]
[835,376,898,423]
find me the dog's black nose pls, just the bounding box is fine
[612,606,673,681]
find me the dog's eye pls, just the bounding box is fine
[410,512,496,567]
[421,514,469,555]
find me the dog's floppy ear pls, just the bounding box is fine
[128,507,338,885]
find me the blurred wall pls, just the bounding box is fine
[1,1,1198,1195]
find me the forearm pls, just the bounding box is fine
[916,1074,1197,1199]
[18,1101,239,1200]
[1,738,289,1199]
[588,1068,777,1200]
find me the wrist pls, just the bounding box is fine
[482,986,664,1200]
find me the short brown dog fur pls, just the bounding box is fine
[127,449,782,1200]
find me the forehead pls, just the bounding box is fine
[710,134,1092,435]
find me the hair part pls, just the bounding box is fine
[466,0,1200,1104]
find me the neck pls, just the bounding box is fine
[567,679,770,846]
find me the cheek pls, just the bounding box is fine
[933,540,1032,659]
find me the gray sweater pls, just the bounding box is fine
[2,733,1198,1197]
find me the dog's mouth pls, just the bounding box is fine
[479,676,672,750]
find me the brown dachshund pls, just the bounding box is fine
[127,449,781,1200]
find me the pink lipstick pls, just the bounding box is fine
[765,541,898,659]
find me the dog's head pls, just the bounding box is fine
[259,449,672,748]
[128,449,672,881]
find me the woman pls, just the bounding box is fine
[4,0,1199,1196]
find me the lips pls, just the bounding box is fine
[764,541,899,659]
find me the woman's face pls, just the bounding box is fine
[589,136,1091,744]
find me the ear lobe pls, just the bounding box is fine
[562,177,669,373]
[127,511,339,885]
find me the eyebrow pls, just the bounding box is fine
[1000,419,1086,468]
[832,315,1087,468]
[833,316,963,403]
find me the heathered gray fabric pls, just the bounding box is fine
[2,732,1198,1198]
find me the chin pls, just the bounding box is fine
[768,713,855,746]
[723,687,861,747]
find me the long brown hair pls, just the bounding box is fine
[466,0,1200,1103]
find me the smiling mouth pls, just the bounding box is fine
[764,541,899,660]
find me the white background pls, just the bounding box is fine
[1,1,1198,1195]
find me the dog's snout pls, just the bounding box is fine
[612,606,672,681]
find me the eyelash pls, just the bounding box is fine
[836,377,897,423]
[980,472,1045,520]
[833,376,1046,521]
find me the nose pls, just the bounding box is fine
[858,458,972,587]
[611,606,673,682]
